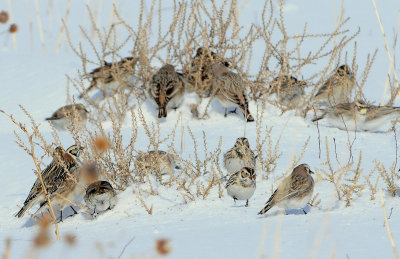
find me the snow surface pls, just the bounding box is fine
[1,0,400,258]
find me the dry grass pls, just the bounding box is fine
[2,2,400,257]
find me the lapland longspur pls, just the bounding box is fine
[148,64,185,118]
[134,150,180,182]
[15,145,84,220]
[46,104,88,131]
[84,180,117,216]
[184,47,230,97]
[225,167,256,207]
[210,63,254,122]
[314,64,355,105]
[269,75,307,109]
[313,99,400,131]
[258,164,314,215]
[79,56,137,98]
[224,137,256,176]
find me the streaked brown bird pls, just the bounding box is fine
[223,137,256,176]
[269,75,307,109]
[313,99,400,132]
[210,63,254,122]
[148,64,185,118]
[84,180,117,216]
[46,104,88,131]
[134,150,180,182]
[314,64,355,105]
[225,167,256,207]
[258,164,314,215]
[79,56,137,98]
[15,145,84,221]
[184,47,230,97]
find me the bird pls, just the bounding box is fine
[225,167,256,207]
[15,145,84,221]
[79,56,137,99]
[312,99,400,131]
[45,104,89,131]
[134,150,180,182]
[184,47,230,97]
[224,137,256,176]
[269,75,307,109]
[84,180,117,216]
[314,64,355,105]
[210,63,254,122]
[148,64,186,118]
[258,164,314,215]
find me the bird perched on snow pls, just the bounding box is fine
[84,180,117,216]
[224,137,256,176]
[79,56,137,99]
[134,150,180,182]
[15,145,84,221]
[184,47,230,97]
[210,63,254,122]
[225,167,256,207]
[314,64,355,105]
[46,104,88,131]
[258,164,314,215]
[148,64,185,118]
[269,75,307,109]
[312,99,400,132]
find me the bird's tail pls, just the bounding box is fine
[258,203,273,215]
[311,116,323,122]
[15,205,29,218]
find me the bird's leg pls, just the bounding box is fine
[302,208,307,215]
[233,197,237,205]
[224,108,228,117]
[229,108,237,114]
[70,206,78,215]
[58,211,63,223]
[245,200,249,207]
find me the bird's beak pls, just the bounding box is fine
[249,175,253,180]
[80,146,85,150]
[310,170,315,174]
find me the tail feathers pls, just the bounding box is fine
[15,205,29,218]
[79,82,96,99]
[311,115,324,122]
[258,203,273,215]
[15,195,39,218]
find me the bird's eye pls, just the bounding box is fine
[166,87,174,96]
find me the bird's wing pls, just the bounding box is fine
[225,171,240,188]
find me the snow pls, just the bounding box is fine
[1,0,400,258]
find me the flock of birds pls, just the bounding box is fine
[14,46,400,222]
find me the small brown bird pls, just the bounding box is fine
[15,145,84,220]
[313,99,400,131]
[184,47,230,97]
[84,180,117,216]
[314,64,355,105]
[258,164,314,215]
[134,150,180,182]
[210,63,254,122]
[269,75,307,109]
[223,137,256,176]
[46,104,88,131]
[225,167,256,207]
[79,56,137,98]
[148,64,185,118]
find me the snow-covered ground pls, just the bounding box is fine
[1,0,400,258]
